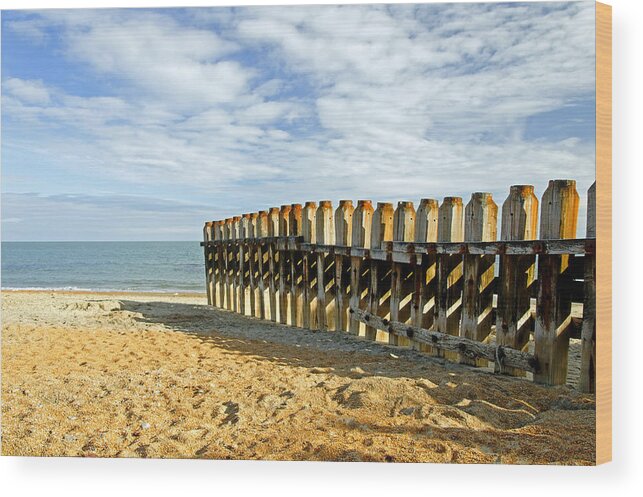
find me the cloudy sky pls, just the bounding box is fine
[2,1,596,241]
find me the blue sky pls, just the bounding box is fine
[1,2,596,241]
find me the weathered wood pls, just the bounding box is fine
[580,182,596,392]
[224,218,233,310]
[267,207,280,322]
[334,200,354,332]
[414,199,439,352]
[496,185,539,376]
[255,211,268,319]
[390,201,415,346]
[302,202,317,329]
[278,205,291,324]
[316,201,334,331]
[461,193,498,366]
[203,222,214,306]
[246,213,259,317]
[349,200,373,335]
[435,197,464,359]
[289,204,303,327]
[367,202,394,341]
[534,179,580,385]
[213,221,225,308]
[351,308,537,373]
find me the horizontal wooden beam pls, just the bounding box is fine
[384,238,594,255]
[350,307,538,373]
[202,237,594,256]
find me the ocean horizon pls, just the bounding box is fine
[1,241,205,294]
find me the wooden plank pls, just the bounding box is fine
[278,205,291,324]
[349,200,373,335]
[435,197,464,359]
[596,2,612,464]
[223,219,233,310]
[366,202,394,341]
[460,192,497,366]
[301,202,317,329]
[387,238,591,255]
[316,201,334,330]
[580,182,596,392]
[203,222,213,306]
[496,186,539,376]
[267,208,280,322]
[534,180,579,386]
[414,199,439,352]
[334,200,354,332]
[390,201,415,346]
[351,308,536,373]
[290,204,303,327]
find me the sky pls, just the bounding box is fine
[1,1,596,241]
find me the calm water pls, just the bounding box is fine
[1,242,205,293]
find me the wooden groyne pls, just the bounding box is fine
[201,179,596,391]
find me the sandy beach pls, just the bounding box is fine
[1,290,595,464]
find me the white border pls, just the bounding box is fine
[1,0,640,495]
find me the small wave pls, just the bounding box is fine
[1,286,204,294]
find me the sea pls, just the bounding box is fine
[1,242,205,294]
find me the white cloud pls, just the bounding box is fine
[2,3,596,240]
[3,78,51,105]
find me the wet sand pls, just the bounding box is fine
[1,290,595,463]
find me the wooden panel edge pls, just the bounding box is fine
[595,0,612,465]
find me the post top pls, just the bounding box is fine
[225,218,233,224]
[397,201,414,208]
[205,221,213,227]
[291,203,302,209]
[319,200,333,208]
[548,179,577,188]
[232,216,241,221]
[419,198,439,207]
[304,201,317,208]
[242,213,251,219]
[280,204,292,211]
[471,192,493,200]
[268,207,280,214]
[258,210,268,216]
[338,200,353,207]
[376,201,394,209]
[250,212,259,218]
[357,199,373,208]
[442,196,463,205]
[510,185,535,195]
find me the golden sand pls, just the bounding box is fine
[1,291,595,463]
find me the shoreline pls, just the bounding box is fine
[1,288,206,298]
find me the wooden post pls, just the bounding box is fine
[390,201,415,346]
[435,197,464,358]
[302,202,317,329]
[214,221,225,308]
[349,200,373,335]
[414,199,439,352]
[278,205,291,324]
[290,204,303,327]
[224,218,233,310]
[232,216,242,314]
[366,202,393,341]
[203,222,214,306]
[256,211,269,320]
[238,214,251,316]
[247,213,259,317]
[316,201,334,331]
[534,179,580,385]
[496,185,539,376]
[242,213,255,316]
[334,200,354,332]
[267,207,280,322]
[580,182,596,392]
[460,193,498,366]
